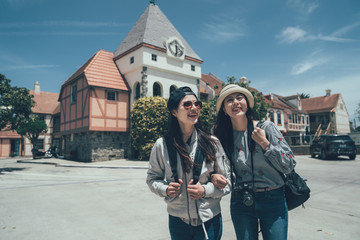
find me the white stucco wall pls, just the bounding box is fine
[335,97,350,134]
[115,46,201,108]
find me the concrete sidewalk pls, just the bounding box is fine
[1,155,359,240]
[14,157,149,169]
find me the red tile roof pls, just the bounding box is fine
[63,50,129,91]
[30,90,60,115]
[301,94,340,113]
[264,95,287,110]
[201,73,224,95]
[0,126,20,139]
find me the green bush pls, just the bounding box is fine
[198,101,215,134]
[130,97,215,161]
[130,97,169,161]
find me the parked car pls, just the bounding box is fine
[310,134,357,160]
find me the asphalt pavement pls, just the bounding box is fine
[0,155,359,240]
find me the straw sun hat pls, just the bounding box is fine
[216,84,254,113]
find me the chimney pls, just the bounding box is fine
[325,89,331,97]
[34,81,40,94]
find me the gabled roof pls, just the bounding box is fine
[114,4,201,62]
[201,73,224,95]
[62,50,129,91]
[301,94,340,113]
[30,90,60,115]
[0,126,20,139]
[265,94,307,114]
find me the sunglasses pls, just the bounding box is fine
[183,100,202,110]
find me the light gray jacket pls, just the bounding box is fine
[146,130,231,226]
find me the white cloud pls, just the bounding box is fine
[331,22,360,37]
[277,25,358,44]
[291,58,329,75]
[200,17,246,43]
[287,0,319,14]
[277,26,308,43]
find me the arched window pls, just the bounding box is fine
[134,82,140,100]
[170,85,177,94]
[153,82,162,97]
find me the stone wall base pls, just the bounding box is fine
[63,131,130,162]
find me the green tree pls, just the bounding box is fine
[0,73,34,130]
[17,116,48,159]
[300,93,311,99]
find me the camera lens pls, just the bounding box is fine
[242,191,254,206]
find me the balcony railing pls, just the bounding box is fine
[286,123,308,131]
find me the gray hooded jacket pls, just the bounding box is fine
[146,130,231,226]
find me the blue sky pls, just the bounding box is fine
[1,0,359,124]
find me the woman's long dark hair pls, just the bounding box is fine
[213,96,256,159]
[165,114,217,173]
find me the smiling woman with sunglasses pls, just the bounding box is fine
[147,86,231,240]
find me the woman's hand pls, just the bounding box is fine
[211,174,228,190]
[187,179,205,200]
[252,127,270,151]
[166,179,183,197]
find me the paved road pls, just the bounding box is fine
[0,155,359,240]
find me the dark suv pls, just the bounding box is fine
[310,134,357,160]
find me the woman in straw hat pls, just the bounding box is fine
[147,86,231,240]
[211,84,296,240]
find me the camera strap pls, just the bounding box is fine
[165,136,204,184]
[229,120,256,189]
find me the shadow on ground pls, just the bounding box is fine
[0,168,27,174]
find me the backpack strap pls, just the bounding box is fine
[192,145,204,184]
[165,137,179,183]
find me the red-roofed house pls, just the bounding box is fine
[58,49,130,161]
[264,93,310,145]
[0,126,21,157]
[199,73,224,101]
[301,89,350,134]
[0,81,60,157]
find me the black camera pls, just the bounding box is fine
[233,183,254,207]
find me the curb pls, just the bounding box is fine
[16,160,148,169]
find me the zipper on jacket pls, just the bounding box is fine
[184,173,192,223]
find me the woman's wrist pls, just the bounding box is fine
[261,141,270,151]
[201,185,206,198]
